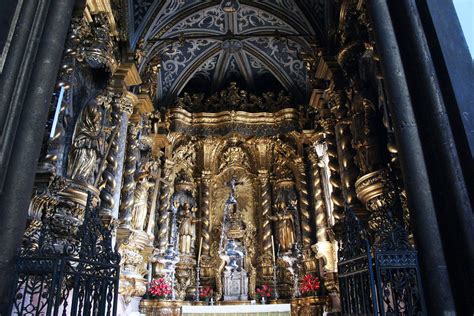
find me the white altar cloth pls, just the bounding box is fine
[182,304,291,315]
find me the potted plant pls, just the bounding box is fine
[140,278,181,315]
[300,274,320,297]
[255,284,272,304]
[200,286,214,304]
[148,277,172,300]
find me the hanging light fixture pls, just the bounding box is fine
[221,0,240,13]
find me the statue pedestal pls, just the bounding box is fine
[223,269,248,301]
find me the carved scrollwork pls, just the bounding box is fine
[175,82,293,113]
[219,146,250,172]
[79,13,118,71]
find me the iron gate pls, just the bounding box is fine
[9,196,120,316]
[338,207,425,315]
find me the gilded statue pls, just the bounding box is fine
[131,175,154,231]
[177,203,200,255]
[67,96,106,185]
[268,203,296,253]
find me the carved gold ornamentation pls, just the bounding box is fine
[119,123,140,228]
[170,107,300,136]
[269,205,296,254]
[177,203,200,255]
[131,177,154,231]
[79,13,118,72]
[67,95,107,186]
[258,170,273,264]
[117,229,154,298]
[219,146,250,172]
[290,296,331,316]
[157,160,175,252]
[295,161,312,251]
[175,82,293,113]
[139,299,182,316]
[355,170,385,206]
[308,151,329,244]
[200,171,211,257]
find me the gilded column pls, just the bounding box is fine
[318,115,344,223]
[308,151,328,244]
[309,148,339,294]
[258,170,273,260]
[157,159,174,252]
[295,159,312,251]
[99,93,133,222]
[333,105,361,217]
[200,170,211,257]
[119,122,140,228]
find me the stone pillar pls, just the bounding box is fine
[393,1,473,312]
[367,0,455,312]
[0,0,75,310]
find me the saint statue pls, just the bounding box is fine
[67,97,105,185]
[268,203,296,253]
[177,203,200,255]
[131,176,154,231]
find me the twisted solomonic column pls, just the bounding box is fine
[335,120,362,217]
[308,151,329,244]
[157,159,174,252]
[318,119,344,223]
[295,159,312,250]
[118,122,140,228]
[200,171,211,257]
[99,94,133,222]
[258,170,273,258]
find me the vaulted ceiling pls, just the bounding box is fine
[127,0,326,105]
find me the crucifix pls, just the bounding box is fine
[226,173,242,203]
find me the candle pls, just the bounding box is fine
[147,263,152,283]
[197,237,203,265]
[50,86,65,138]
[271,235,276,265]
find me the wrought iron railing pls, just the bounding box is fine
[9,196,120,315]
[338,207,425,315]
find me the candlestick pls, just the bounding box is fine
[271,235,276,264]
[197,237,203,265]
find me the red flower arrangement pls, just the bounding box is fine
[300,274,320,297]
[148,278,172,299]
[200,286,213,300]
[255,284,272,300]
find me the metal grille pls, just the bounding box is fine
[338,207,425,315]
[338,208,378,315]
[374,251,424,315]
[9,196,120,316]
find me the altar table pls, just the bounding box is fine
[181,304,291,316]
